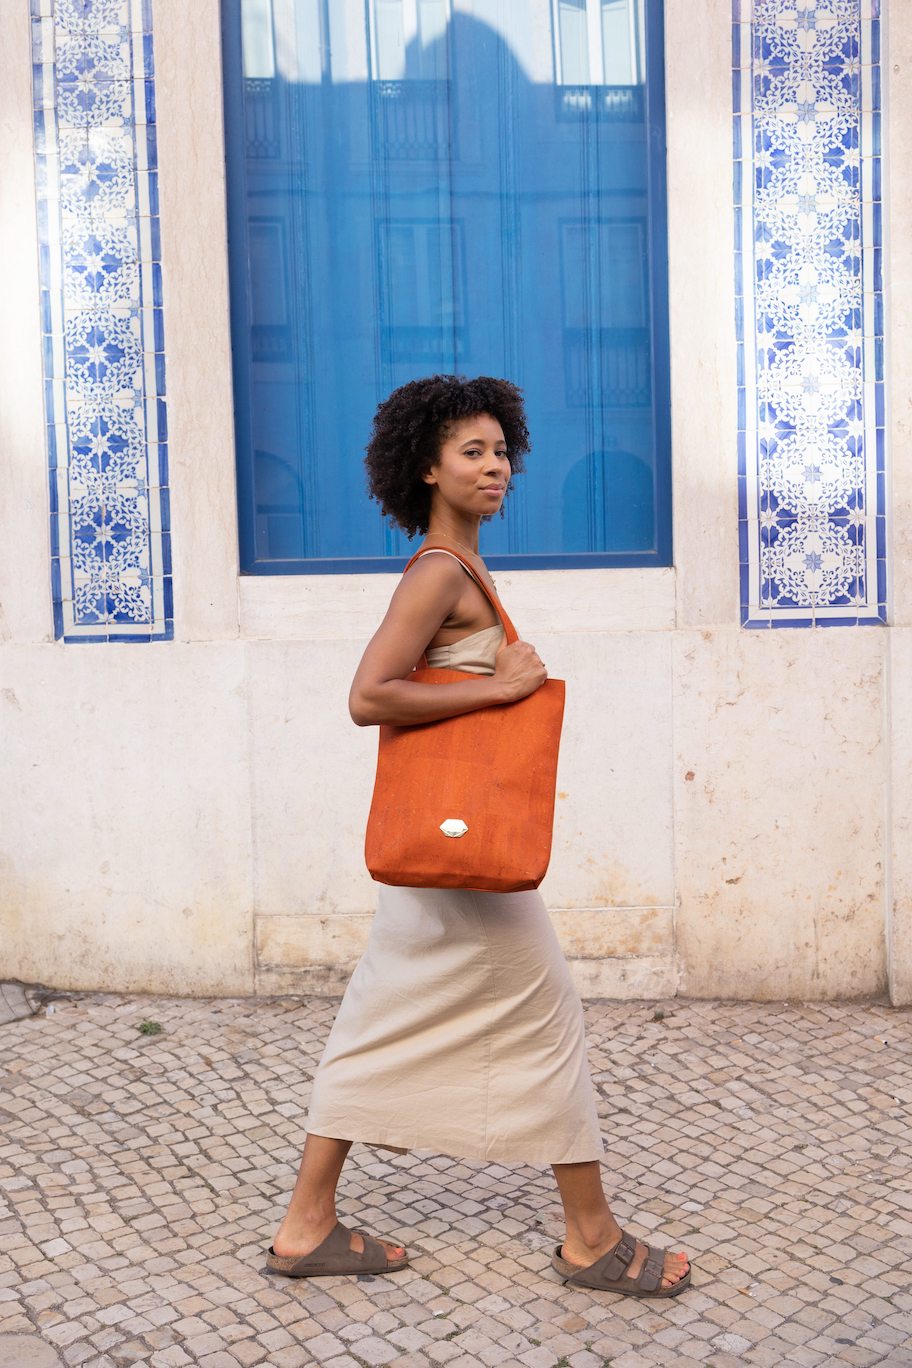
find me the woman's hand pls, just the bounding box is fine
[349,553,550,726]
[350,554,509,725]
[492,639,548,702]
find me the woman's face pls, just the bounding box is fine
[423,412,511,520]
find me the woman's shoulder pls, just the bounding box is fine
[405,546,475,583]
[391,547,469,618]
[404,543,501,607]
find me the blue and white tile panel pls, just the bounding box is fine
[734,0,886,627]
[30,0,172,642]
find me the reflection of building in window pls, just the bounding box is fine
[380,220,465,364]
[241,0,276,78]
[255,446,307,559]
[561,219,651,408]
[367,0,452,159]
[241,0,282,157]
[373,82,451,159]
[553,0,643,86]
[223,0,671,565]
[249,220,292,362]
[370,0,451,80]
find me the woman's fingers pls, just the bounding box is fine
[491,640,548,698]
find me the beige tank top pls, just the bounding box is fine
[420,549,505,677]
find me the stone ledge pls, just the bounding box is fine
[255,905,674,975]
[254,954,678,1001]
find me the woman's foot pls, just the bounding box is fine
[272,1212,405,1262]
[560,1224,689,1289]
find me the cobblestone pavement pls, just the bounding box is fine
[0,991,910,1368]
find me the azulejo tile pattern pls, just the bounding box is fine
[734,0,886,627]
[30,0,172,642]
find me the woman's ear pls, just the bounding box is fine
[422,467,438,486]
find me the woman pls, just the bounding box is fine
[266,376,691,1297]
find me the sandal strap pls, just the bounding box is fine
[266,1220,405,1277]
[351,1226,390,1266]
[575,1230,637,1284]
[310,1221,384,1271]
[564,1230,670,1294]
[636,1244,665,1293]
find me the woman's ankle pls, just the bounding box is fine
[563,1211,622,1254]
[272,1206,337,1255]
[277,1193,338,1230]
[283,1203,336,1227]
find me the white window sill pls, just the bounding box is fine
[238,566,676,640]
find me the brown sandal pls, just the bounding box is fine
[551,1229,691,1298]
[265,1220,409,1277]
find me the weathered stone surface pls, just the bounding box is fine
[0,1334,64,1366]
[254,907,677,1001]
[674,628,888,1000]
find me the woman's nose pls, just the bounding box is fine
[485,452,510,476]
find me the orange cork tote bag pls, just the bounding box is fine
[364,546,566,893]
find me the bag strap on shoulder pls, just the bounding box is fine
[403,544,519,645]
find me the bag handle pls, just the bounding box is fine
[403,544,520,661]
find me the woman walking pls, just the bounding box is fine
[266,376,691,1298]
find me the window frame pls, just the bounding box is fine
[221,0,672,575]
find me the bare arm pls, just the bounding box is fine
[349,555,546,726]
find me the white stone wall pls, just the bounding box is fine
[1,0,909,1003]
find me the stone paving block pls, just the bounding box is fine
[425,1342,467,1364]
[62,1347,96,1366]
[148,1351,192,1368]
[298,1329,347,1362]
[263,1351,314,1368]
[108,1340,151,1365]
[389,1325,432,1351]
[223,1346,265,1367]
[347,1335,400,1365]
[475,1346,517,1366]
[0,1332,66,1366]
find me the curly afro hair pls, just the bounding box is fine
[364,374,530,538]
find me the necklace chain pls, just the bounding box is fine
[428,531,497,596]
[430,531,479,557]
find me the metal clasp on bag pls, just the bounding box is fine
[440,819,468,838]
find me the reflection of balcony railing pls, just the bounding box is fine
[386,324,465,365]
[565,327,652,407]
[245,78,282,158]
[558,85,644,121]
[252,324,292,363]
[373,80,451,159]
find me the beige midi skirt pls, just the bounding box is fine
[305,884,605,1164]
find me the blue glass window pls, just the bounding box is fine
[222,0,671,572]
